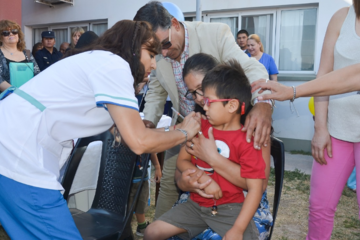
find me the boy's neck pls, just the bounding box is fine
[211,114,242,131]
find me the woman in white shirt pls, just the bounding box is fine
[0,20,200,240]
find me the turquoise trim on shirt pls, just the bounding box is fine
[94,93,138,104]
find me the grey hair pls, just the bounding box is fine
[133,1,173,32]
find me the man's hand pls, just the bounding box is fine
[242,102,272,149]
[143,119,155,129]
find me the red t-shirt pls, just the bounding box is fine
[190,119,266,207]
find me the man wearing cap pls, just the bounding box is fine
[35,31,62,71]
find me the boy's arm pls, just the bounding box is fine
[150,153,162,183]
[223,178,263,240]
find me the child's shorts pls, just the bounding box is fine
[158,198,259,240]
[128,180,149,214]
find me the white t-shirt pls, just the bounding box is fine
[0,50,138,190]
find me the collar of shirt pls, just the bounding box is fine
[165,22,195,117]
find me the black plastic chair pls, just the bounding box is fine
[62,130,150,240]
[268,136,285,240]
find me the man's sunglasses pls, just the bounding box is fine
[2,29,19,37]
[161,27,172,50]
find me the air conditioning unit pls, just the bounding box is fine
[35,0,74,7]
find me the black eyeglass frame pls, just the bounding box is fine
[2,29,19,37]
[185,87,204,100]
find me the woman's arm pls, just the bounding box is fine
[107,104,200,154]
[269,74,277,81]
[312,7,348,164]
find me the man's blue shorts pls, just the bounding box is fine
[0,174,82,240]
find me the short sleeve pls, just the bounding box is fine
[238,140,266,179]
[267,54,279,75]
[88,55,139,111]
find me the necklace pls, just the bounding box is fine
[211,199,218,216]
[1,46,15,56]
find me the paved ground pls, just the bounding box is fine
[271,152,314,175]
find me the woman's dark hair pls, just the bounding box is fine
[64,20,160,87]
[32,42,43,57]
[183,53,218,80]
[354,0,360,19]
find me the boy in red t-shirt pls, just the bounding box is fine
[144,60,266,240]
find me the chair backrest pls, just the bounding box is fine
[62,130,138,217]
[268,136,285,240]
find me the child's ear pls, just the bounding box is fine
[227,99,239,113]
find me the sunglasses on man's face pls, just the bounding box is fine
[161,28,172,50]
[2,29,18,37]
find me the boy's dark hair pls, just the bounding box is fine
[134,1,173,32]
[237,29,249,37]
[183,53,218,80]
[202,59,251,114]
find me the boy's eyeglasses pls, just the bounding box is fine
[204,97,245,115]
[2,29,18,37]
[161,27,172,49]
[185,87,203,100]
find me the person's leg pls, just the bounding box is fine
[0,175,82,240]
[307,137,355,240]
[144,220,187,240]
[154,145,180,219]
[354,142,360,219]
[134,181,150,236]
[205,203,258,239]
[347,167,356,191]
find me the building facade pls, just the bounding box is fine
[0,0,22,25]
[21,0,352,151]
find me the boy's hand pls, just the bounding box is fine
[154,164,162,183]
[222,227,243,240]
[204,180,223,199]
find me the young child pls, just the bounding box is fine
[128,152,162,237]
[144,60,266,240]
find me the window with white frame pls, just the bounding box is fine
[32,21,107,50]
[278,8,317,71]
[210,17,238,40]
[241,14,273,56]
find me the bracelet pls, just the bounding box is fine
[176,128,188,144]
[253,98,274,108]
[164,126,170,132]
[290,86,296,102]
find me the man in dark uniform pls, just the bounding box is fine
[35,31,62,71]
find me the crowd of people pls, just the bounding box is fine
[0,1,359,240]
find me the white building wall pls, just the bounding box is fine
[21,0,352,151]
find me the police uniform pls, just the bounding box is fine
[35,31,63,71]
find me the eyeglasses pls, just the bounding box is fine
[161,27,172,50]
[185,87,203,100]
[2,29,18,37]
[204,97,245,115]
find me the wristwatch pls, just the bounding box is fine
[164,126,170,132]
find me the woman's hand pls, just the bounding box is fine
[179,112,201,140]
[312,127,332,165]
[153,164,162,183]
[222,227,243,240]
[251,79,293,101]
[185,127,218,166]
[176,169,213,198]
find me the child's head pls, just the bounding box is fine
[183,53,218,107]
[202,60,251,126]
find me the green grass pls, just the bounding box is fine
[344,216,360,229]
